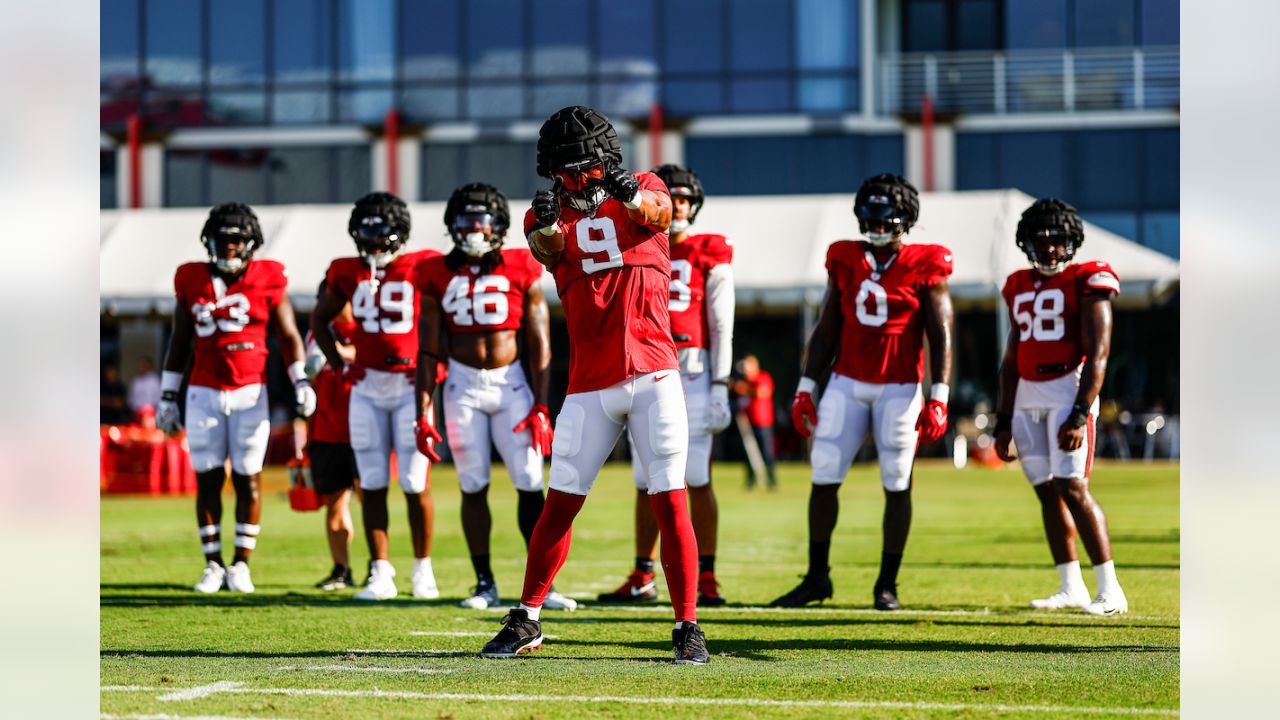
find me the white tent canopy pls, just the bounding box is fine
[100,189,1178,314]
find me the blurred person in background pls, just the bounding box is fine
[772,174,953,612]
[127,356,161,414]
[156,203,316,595]
[731,354,777,490]
[415,182,575,611]
[101,364,130,425]
[994,199,1128,616]
[600,164,735,607]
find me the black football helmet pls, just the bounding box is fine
[201,202,262,275]
[536,105,623,214]
[652,163,704,233]
[854,174,919,247]
[444,182,509,258]
[1016,198,1084,276]
[348,192,410,268]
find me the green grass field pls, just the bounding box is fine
[101,460,1179,719]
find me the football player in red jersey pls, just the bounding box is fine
[771,175,954,611]
[994,199,1128,616]
[481,106,709,664]
[311,193,441,601]
[303,282,360,591]
[597,164,735,607]
[414,182,576,612]
[155,203,315,594]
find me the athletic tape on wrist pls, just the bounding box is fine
[796,377,817,395]
[161,370,184,393]
[537,224,558,236]
[929,383,950,404]
[623,191,642,209]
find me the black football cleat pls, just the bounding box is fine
[873,583,901,611]
[672,622,710,665]
[314,564,354,591]
[697,570,727,607]
[479,609,544,658]
[769,572,834,607]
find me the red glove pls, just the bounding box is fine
[415,416,443,463]
[916,399,948,445]
[514,404,554,456]
[343,363,366,386]
[791,389,818,439]
[435,361,448,384]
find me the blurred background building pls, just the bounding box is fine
[100,0,1179,460]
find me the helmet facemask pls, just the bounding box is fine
[203,225,259,275]
[1015,199,1084,277]
[554,159,608,215]
[353,216,406,269]
[856,195,908,247]
[450,209,500,258]
[1025,229,1077,276]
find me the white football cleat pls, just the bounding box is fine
[544,589,578,611]
[459,581,500,609]
[1082,590,1129,616]
[1029,588,1091,610]
[225,561,255,593]
[412,561,440,599]
[355,562,398,601]
[193,561,226,594]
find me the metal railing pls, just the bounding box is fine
[878,46,1179,115]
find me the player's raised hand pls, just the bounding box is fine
[532,185,561,229]
[415,416,443,463]
[791,377,819,438]
[596,166,640,204]
[915,399,948,444]
[514,404,554,456]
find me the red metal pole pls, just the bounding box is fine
[385,109,400,196]
[649,103,663,168]
[127,114,142,209]
[921,95,935,192]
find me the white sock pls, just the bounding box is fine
[674,622,684,631]
[414,557,434,574]
[372,559,394,575]
[1094,560,1120,596]
[519,603,542,621]
[1056,561,1087,593]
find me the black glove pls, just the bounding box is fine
[532,188,561,228]
[597,166,640,204]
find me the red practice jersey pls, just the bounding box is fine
[523,171,678,393]
[175,260,288,390]
[416,249,544,335]
[826,240,953,384]
[1002,261,1120,381]
[324,249,440,373]
[309,318,357,444]
[668,233,733,350]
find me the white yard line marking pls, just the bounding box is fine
[555,604,1178,622]
[101,685,1177,716]
[156,682,244,702]
[342,648,468,655]
[103,713,298,720]
[277,664,452,675]
[407,630,560,639]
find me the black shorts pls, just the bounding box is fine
[310,441,357,496]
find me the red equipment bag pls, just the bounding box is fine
[287,456,322,512]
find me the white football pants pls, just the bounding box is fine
[442,359,543,495]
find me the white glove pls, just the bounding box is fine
[157,392,183,434]
[708,383,733,433]
[289,361,317,419]
[303,350,327,380]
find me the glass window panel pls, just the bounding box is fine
[269,147,332,203]
[956,0,998,51]
[1005,0,1067,49]
[798,77,847,112]
[401,0,461,79]
[465,85,524,119]
[165,150,205,207]
[143,88,205,127]
[532,0,590,78]
[999,132,1067,198]
[1140,212,1179,258]
[469,142,539,200]
[467,0,523,78]
[955,133,997,189]
[338,0,394,82]
[101,91,140,131]
[1075,0,1135,48]
[730,0,789,71]
[207,91,268,125]
[797,0,858,70]
[533,83,591,117]
[209,149,269,206]
[337,88,394,123]
[794,136,861,193]
[422,144,465,201]
[273,0,333,83]
[402,85,461,121]
[1073,130,1138,210]
[1142,128,1178,208]
[729,78,791,113]
[1141,0,1179,45]
[598,0,657,75]
[597,79,658,117]
[334,146,372,203]
[145,0,201,86]
[664,79,724,115]
[101,0,139,85]
[905,0,948,52]
[272,90,332,123]
[1082,211,1137,242]
[210,0,266,85]
[664,0,723,72]
[101,151,118,209]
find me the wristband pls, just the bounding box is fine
[287,360,307,384]
[623,191,642,209]
[161,370,184,393]
[537,224,558,236]
[994,413,1012,435]
[796,377,817,395]
[1065,403,1090,429]
[929,382,950,404]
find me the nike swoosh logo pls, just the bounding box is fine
[944,254,953,262]
[633,582,656,596]
[654,374,670,383]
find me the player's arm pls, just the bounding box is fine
[524,281,552,408]
[157,302,195,434]
[271,293,316,418]
[598,168,671,231]
[705,262,736,432]
[414,294,444,420]
[792,277,844,437]
[994,322,1021,461]
[1058,294,1113,452]
[916,280,955,443]
[528,184,566,268]
[310,287,348,370]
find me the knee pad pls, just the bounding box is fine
[399,452,429,494]
[231,413,268,476]
[684,434,712,488]
[875,394,920,452]
[877,447,913,492]
[548,457,585,495]
[810,440,845,485]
